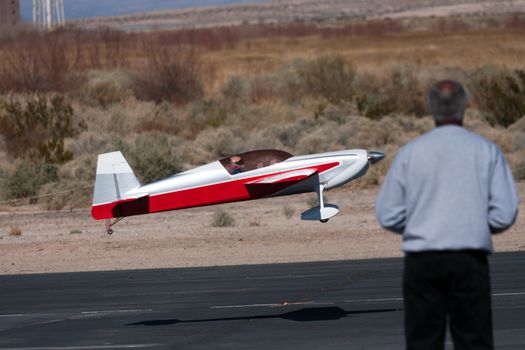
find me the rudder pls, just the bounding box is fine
[92,151,140,219]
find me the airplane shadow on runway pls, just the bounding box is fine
[127,306,401,326]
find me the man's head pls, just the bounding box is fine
[427,80,468,126]
[230,156,242,164]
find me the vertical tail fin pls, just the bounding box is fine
[92,151,140,219]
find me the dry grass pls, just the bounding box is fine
[1,17,524,209]
[283,205,296,219]
[8,226,22,237]
[211,208,236,227]
[203,29,525,81]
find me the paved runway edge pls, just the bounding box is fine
[1,252,524,349]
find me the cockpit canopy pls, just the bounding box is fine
[220,149,293,175]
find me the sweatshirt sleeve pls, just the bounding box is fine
[488,148,520,234]
[375,152,407,234]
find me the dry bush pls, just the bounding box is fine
[282,205,295,219]
[87,81,127,109]
[115,132,182,184]
[132,46,203,105]
[274,118,318,149]
[211,207,235,227]
[514,161,525,181]
[469,67,525,127]
[355,66,427,120]
[195,127,246,159]
[505,15,525,31]
[66,132,114,158]
[8,227,22,237]
[39,180,91,211]
[248,76,280,103]
[183,99,233,138]
[298,55,355,104]
[296,121,340,154]
[220,75,248,102]
[248,217,262,227]
[136,102,180,135]
[38,156,95,210]
[0,31,83,93]
[1,157,58,201]
[0,95,85,163]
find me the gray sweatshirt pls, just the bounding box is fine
[376,125,520,253]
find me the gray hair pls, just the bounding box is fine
[427,80,468,123]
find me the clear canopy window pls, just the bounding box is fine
[220,149,293,175]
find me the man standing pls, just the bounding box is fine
[376,80,520,349]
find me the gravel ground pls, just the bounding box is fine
[1,183,523,275]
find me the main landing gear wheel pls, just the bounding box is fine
[320,219,329,223]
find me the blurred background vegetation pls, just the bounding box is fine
[0,15,524,210]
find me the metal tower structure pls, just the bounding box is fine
[33,0,65,30]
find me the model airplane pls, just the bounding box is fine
[92,149,385,234]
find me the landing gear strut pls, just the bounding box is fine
[301,182,339,222]
[105,217,123,235]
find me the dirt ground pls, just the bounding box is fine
[1,182,523,275]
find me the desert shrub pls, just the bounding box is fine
[115,132,182,183]
[248,217,262,226]
[283,205,295,219]
[0,95,85,163]
[355,66,426,119]
[184,98,234,138]
[135,101,181,135]
[275,118,318,149]
[321,104,351,125]
[514,161,525,181]
[298,54,355,104]
[132,46,203,105]
[296,121,340,154]
[38,156,95,210]
[469,67,525,127]
[88,81,126,109]
[38,180,92,210]
[8,227,22,237]
[211,208,235,227]
[221,75,248,102]
[66,132,113,158]
[248,76,279,103]
[195,127,246,159]
[271,59,308,104]
[2,157,58,201]
[0,32,83,93]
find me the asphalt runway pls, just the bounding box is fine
[1,252,524,350]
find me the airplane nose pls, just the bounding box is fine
[368,151,385,164]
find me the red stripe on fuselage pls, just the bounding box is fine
[91,162,339,220]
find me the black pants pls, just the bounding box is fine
[403,251,493,350]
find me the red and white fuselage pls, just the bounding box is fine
[91,149,383,224]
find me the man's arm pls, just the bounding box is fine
[375,153,407,234]
[488,148,520,234]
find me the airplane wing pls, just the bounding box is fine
[244,169,317,198]
[247,169,316,185]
